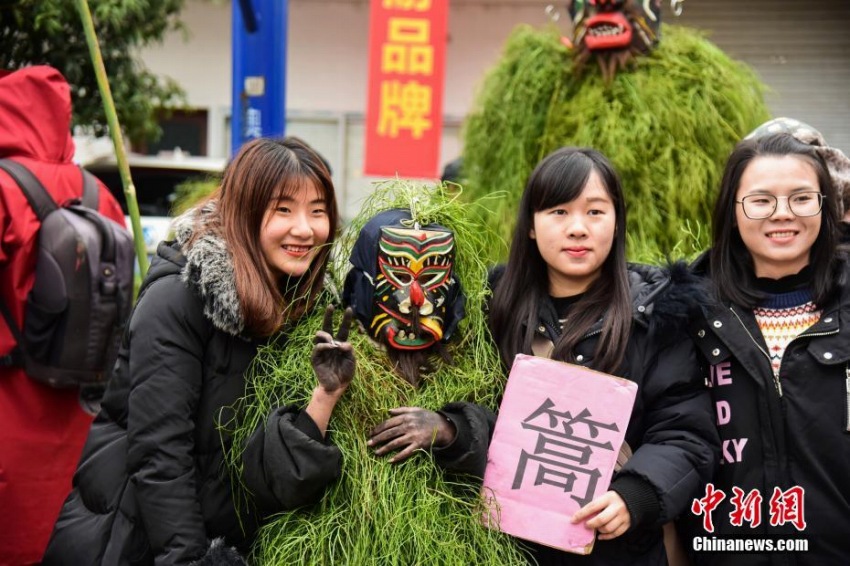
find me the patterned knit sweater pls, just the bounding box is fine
[753,281,821,378]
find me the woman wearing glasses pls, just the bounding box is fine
[684,132,850,565]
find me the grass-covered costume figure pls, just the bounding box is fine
[462,0,771,259]
[229,182,527,565]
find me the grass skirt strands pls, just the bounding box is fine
[226,181,527,565]
[462,24,770,260]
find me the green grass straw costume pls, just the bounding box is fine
[462,24,770,260]
[226,181,527,565]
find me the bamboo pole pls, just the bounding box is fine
[75,0,149,277]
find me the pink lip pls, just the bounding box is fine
[564,247,590,257]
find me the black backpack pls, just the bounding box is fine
[0,158,135,388]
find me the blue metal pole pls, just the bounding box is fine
[231,0,288,156]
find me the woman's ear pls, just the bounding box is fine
[529,228,536,239]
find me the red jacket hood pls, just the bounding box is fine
[0,65,75,163]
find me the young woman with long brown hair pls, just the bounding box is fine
[44,137,356,565]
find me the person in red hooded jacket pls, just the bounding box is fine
[0,65,127,564]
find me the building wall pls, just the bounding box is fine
[139,0,850,219]
[141,0,551,117]
[669,0,850,153]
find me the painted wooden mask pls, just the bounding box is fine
[344,208,465,353]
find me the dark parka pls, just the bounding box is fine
[680,253,850,566]
[434,263,720,566]
[44,206,343,565]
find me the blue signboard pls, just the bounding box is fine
[231,0,288,156]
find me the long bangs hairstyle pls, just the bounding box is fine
[710,133,840,308]
[489,147,631,374]
[214,136,338,336]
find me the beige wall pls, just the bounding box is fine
[141,0,232,110]
[141,0,551,117]
[138,0,850,218]
[139,0,559,217]
[141,0,850,145]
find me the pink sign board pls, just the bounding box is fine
[481,354,638,554]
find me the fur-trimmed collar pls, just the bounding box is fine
[637,261,710,348]
[169,202,245,337]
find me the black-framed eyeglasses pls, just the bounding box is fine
[736,192,823,220]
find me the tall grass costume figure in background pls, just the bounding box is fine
[43,137,357,565]
[370,148,719,566]
[461,0,770,259]
[237,183,527,565]
[682,132,850,565]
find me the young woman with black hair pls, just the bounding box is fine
[44,137,356,565]
[369,147,718,565]
[684,133,850,565]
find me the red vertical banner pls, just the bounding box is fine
[364,0,448,178]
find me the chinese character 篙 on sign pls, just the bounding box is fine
[512,400,619,507]
[481,354,637,554]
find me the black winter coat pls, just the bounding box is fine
[680,254,850,566]
[434,263,719,566]
[44,211,343,566]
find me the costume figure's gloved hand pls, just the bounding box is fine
[311,305,356,394]
[368,407,457,463]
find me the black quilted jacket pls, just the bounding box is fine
[44,209,342,566]
[434,263,720,566]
